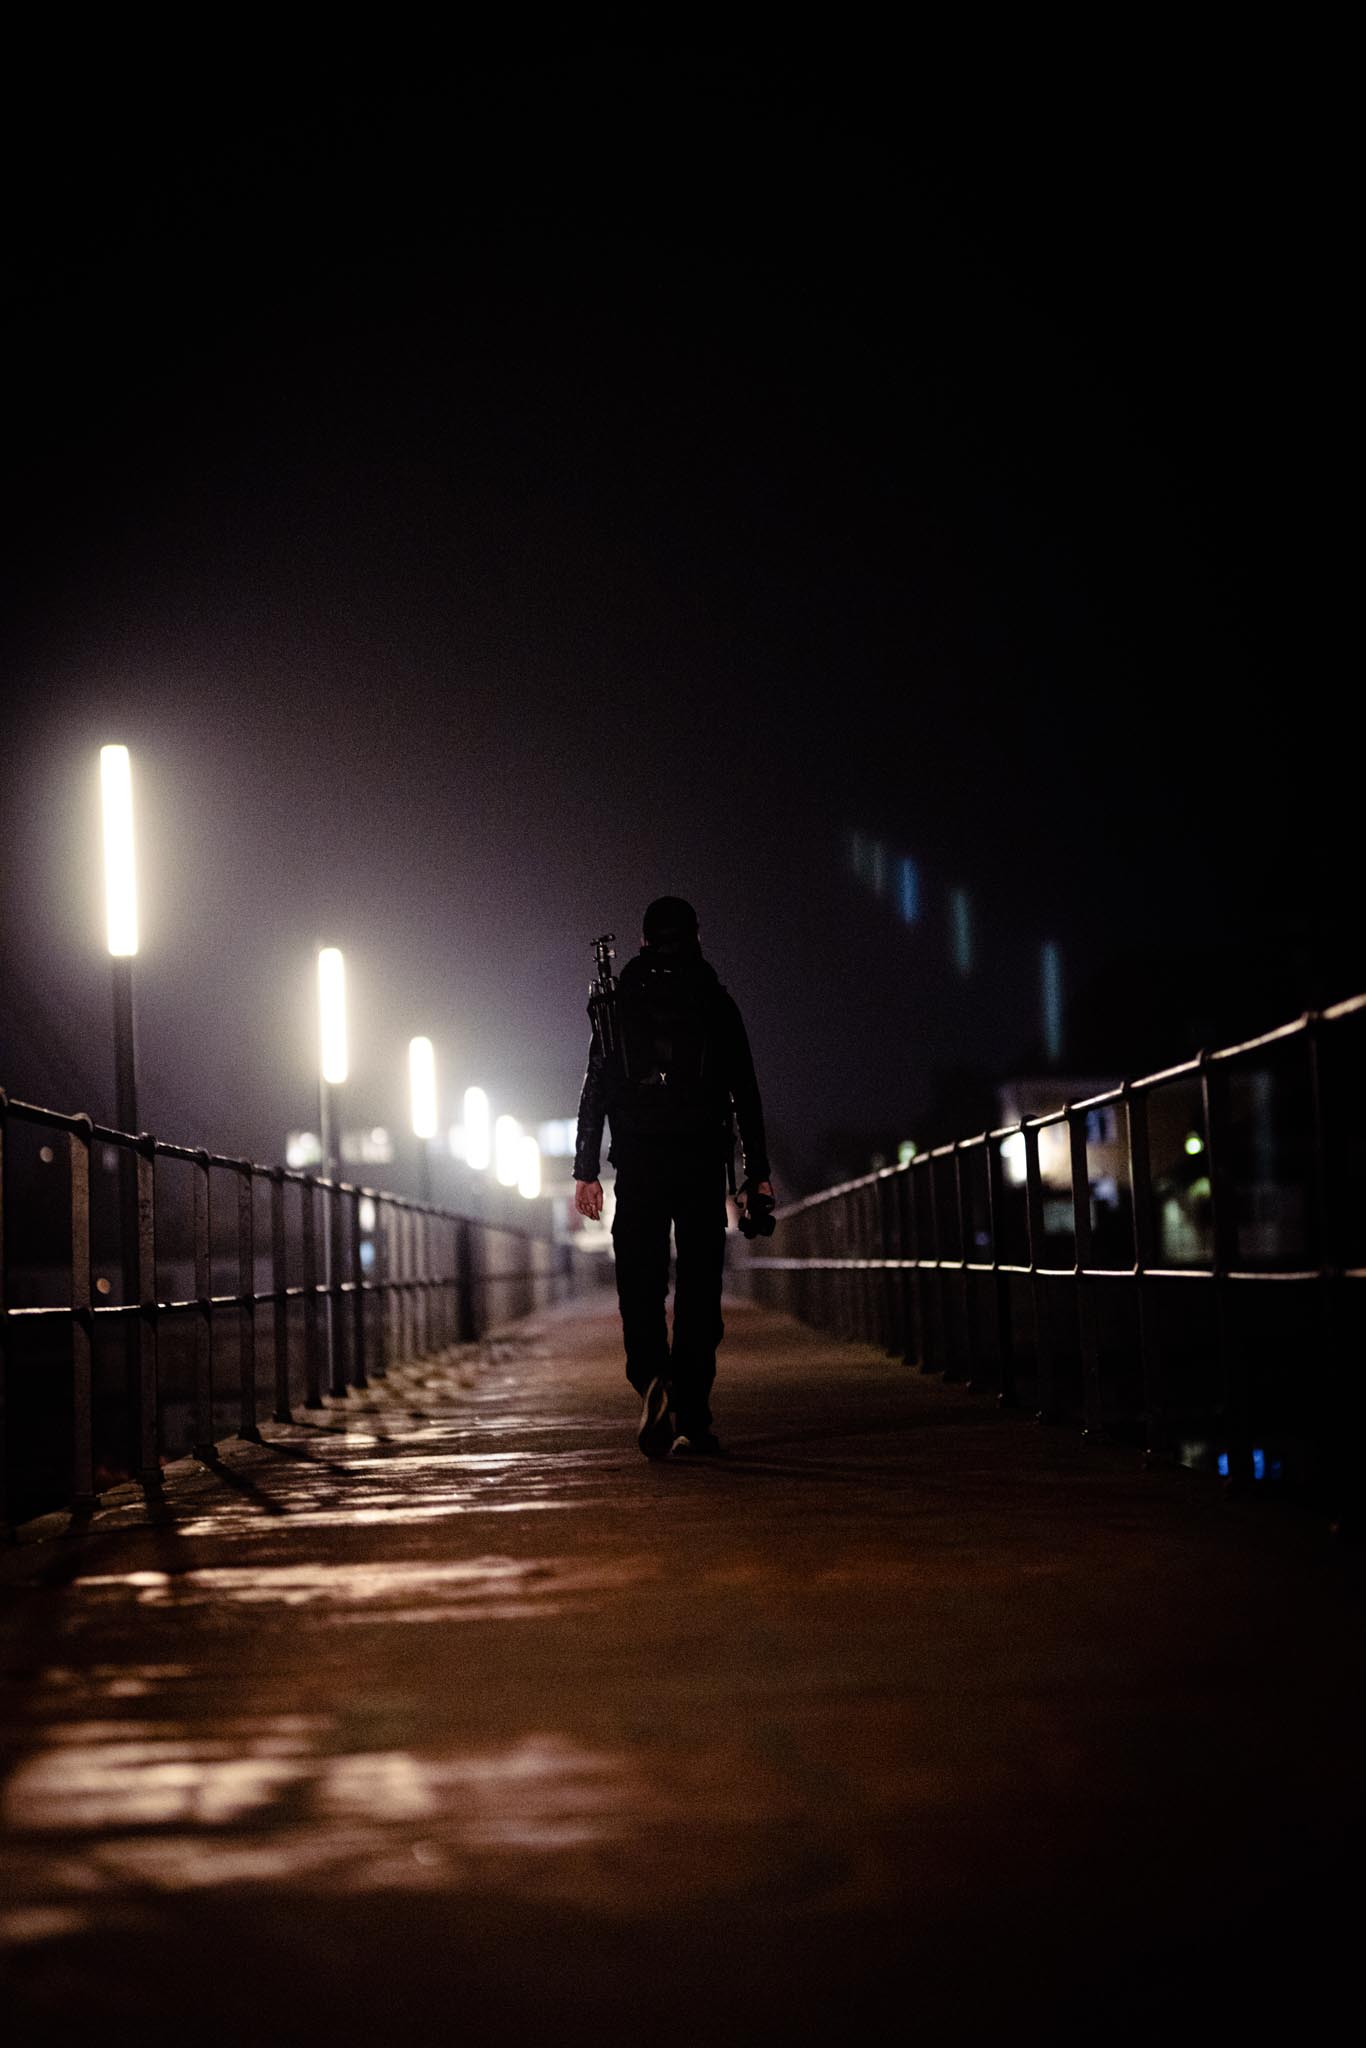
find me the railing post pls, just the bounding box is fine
[885,1169,905,1360]
[1068,1107,1102,1438]
[350,1184,369,1390]
[1124,1084,1164,1464]
[192,1150,213,1455]
[1023,1120,1058,1423]
[456,1218,478,1342]
[0,1088,9,1536]
[301,1174,323,1410]
[393,1203,408,1361]
[132,1135,160,1482]
[328,1177,348,1398]
[438,1212,454,1359]
[436,1212,450,1359]
[420,1207,434,1355]
[383,1199,399,1364]
[906,1161,926,1368]
[237,1160,260,1441]
[419,1206,433,1356]
[371,1193,389,1381]
[1201,1051,1250,1488]
[270,1167,291,1423]
[923,1158,941,1374]
[1303,1011,1350,1526]
[949,1144,970,1386]
[882,1172,899,1356]
[69,1117,96,1510]
[985,1136,1017,1409]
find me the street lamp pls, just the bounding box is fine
[409,1035,437,1200]
[464,1086,491,1171]
[494,1114,521,1187]
[317,946,347,1175]
[99,744,139,1131]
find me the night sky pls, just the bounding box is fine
[1,65,1354,1193]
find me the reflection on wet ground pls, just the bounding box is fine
[70,1553,653,1614]
[7,1723,638,1849]
[2,1298,1364,2043]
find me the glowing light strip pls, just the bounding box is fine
[318,947,348,1084]
[517,1134,541,1200]
[494,1114,521,1187]
[464,1087,491,1170]
[99,745,138,956]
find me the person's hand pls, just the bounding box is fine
[575,1179,604,1221]
[736,1179,774,1215]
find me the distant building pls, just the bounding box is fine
[996,1075,1125,1244]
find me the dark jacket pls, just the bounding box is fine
[573,949,770,1184]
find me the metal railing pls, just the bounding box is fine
[0,1089,576,1530]
[747,993,1366,1506]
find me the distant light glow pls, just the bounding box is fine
[408,1036,438,1139]
[1215,1449,1270,1479]
[536,1118,578,1157]
[1000,1132,1027,1186]
[317,948,348,1084]
[99,745,138,956]
[950,888,973,976]
[850,829,869,882]
[448,1123,467,1161]
[1042,941,1063,1064]
[869,840,887,896]
[464,1088,491,1170]
[286,1131,323,1168]
[358,1196,377,1232]
[494,1114,522,1187]
[1184,1131,1205,1156]
[340,1127,394,1166]
[898,857,920,925]
[517,1135,541,1200]
[897,1139,918,1165]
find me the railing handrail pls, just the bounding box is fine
[772,996,1362,1221]
[0,1080,577,1531]
[747,990,1365,1509]
[0,1090,540,1227]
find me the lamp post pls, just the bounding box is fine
[315,947,348,1393]
[408,1035,437,1203]
[99,745,139,1131]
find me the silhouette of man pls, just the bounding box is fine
[574,897,773,1457]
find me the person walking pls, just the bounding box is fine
[573,896,773,1458]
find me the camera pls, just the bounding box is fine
[736,1180,777,1240]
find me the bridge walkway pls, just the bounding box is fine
[1,1293,1361,2043]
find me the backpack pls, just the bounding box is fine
[608,958,719,1141]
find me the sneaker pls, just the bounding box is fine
[637,1377,673,1459]
[670,1429,723,1457]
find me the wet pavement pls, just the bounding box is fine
[2,1292,1363,2044]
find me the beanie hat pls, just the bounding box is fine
[642,895,700,947]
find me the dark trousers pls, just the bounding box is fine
[611,1150,727,1430]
